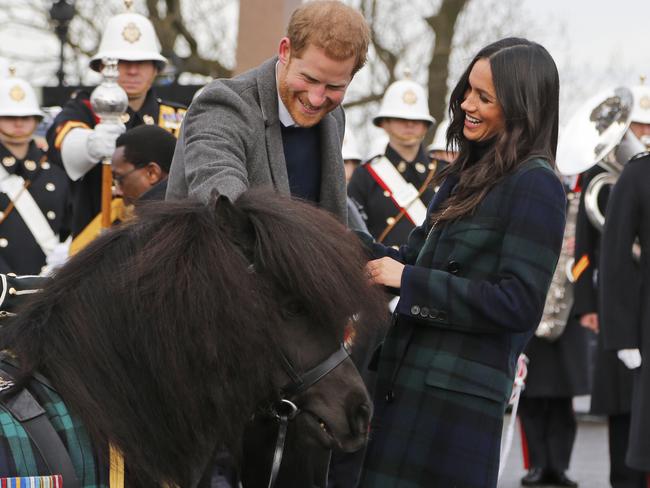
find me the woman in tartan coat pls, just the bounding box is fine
[358,38,566,488]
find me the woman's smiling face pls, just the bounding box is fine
[460,58,505,142]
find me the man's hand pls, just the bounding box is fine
[617,349,642,369]
[87,122,126,161]
[366,257,405,289]
[579,313,599,333]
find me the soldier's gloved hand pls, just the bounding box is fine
[87,122,126,161]
[617,349,642,369]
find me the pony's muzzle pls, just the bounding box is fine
[349,401,372,439]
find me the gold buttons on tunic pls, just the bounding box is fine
[41,161,51,170]
[0,238,8,248]
[383,190,391,197]
[143,114,155,125]
[415,162,426,174]
[46,183,56,192]
[397,161,407,173]
[2,156,15,167]
[386,217,396,225]
[24,160,37,171]
[120,113,131,124]
[46,211,56,220]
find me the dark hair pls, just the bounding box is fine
[115,124,177,173]
[432,37,559,223]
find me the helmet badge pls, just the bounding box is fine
[402,89,418,105]
[122,22,142,44]
[640,96,650,111]
[9,85,25,102]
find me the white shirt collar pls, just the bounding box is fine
[276,61,297,128]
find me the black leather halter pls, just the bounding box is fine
[265,343,350,488]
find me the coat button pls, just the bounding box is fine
[47,211,56,220]
[429,309,439,319]
[0,238,7,248]
[410,305,420,315]
[447,260,460,274]
[420,307,429,318]
[46,183,56,192]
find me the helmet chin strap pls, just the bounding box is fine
[389,131,426,148]
[0,129,32,147]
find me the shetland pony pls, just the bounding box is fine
[0,189,385,487]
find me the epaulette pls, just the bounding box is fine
[156,98,187,110]
[0,274,48,317]
[362,153,383,166]
[629,151,650,163]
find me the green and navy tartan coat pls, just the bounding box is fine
[0,375,108,485]
[359,158,566,488]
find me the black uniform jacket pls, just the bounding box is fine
[45,89,186,237]
[574,166,634,415]
[348,144,445,247]
[600,152,650,471]
[0,142,70,275]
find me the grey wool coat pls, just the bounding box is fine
[166,57,348,223]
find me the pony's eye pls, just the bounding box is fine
[283,301,307,318]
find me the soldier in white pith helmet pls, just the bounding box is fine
[46,0,186,239]
[426,119,458,163]
[0,71,71,275]
[348,76,445,246]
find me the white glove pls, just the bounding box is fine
[87,122,126,161]
[617,349,642,370]
[41,237,72,276]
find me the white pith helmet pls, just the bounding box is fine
[630,82,650,124]
[89,3,167,72]
[373,78,435,127]
[427,119,449,152]
[366,133,390,161]
[427,119,458,153]
[0,70,44,119]
[342,126,362,162]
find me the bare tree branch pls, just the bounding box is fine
[424,0,467,135]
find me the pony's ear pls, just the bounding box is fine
[211,191,255,242]
[211,191,233,210]
[211,191,239,221]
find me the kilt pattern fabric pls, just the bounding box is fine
[360,159,566,488]
[0,377,105,486]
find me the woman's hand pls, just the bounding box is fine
[366,257,405,288]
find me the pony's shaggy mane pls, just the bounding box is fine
[0,188,385,486]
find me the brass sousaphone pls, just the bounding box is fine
[556,86,634,229]
[535,87,633,341]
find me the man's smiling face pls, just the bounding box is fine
[277,39,355,128]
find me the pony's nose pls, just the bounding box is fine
[350,401,372,437]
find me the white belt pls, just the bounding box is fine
[0,167,59,256]
[367,156,427,225]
